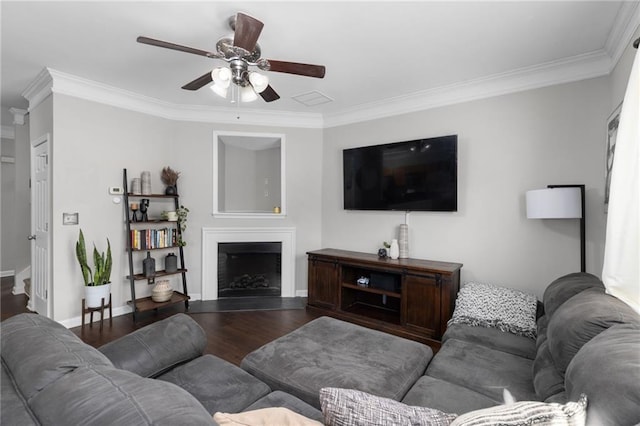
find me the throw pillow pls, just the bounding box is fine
[213,407,323,426]
[450,394,587,426]
[319,387,457,426]
[447,282,538,339]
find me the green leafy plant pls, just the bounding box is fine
[176,205,190,246]
[75,229,112,286]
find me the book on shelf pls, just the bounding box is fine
[130,228,177,250]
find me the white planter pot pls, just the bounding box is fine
[85,283,111,308]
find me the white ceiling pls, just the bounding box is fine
[2,1,638,125]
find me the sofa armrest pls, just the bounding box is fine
[99,313,206,378]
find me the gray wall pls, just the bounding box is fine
[46,94,322,322]
[322,77,610,299]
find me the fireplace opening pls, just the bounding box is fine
[218,242,282,298]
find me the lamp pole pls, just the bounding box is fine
[548,184,586,272]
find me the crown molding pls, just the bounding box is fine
[21,68,53,111]
[323,49,611,128]
[605,1,640,68]
[44,69,323,129]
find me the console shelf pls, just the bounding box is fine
[307,248,462,348]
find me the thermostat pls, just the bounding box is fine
[109,186,124,195]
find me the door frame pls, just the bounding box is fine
[30,133,52,317]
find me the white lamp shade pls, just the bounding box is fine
[210,83,228,98]
[526,187,582,219]
[211,67,231,88]
[240,85,258,102]
[248,72,269,93]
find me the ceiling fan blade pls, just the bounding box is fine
[137,36,219,58]
[264,60,326,78]
[259,85,280,102]
[233,13,264,52]
[182,72,213,91]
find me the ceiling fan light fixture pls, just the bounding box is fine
[211,67,232,88]
[210,83,228,98]
[248,71,269,93]
[239,84,258,102]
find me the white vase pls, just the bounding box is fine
[389,239,400,259]
[85,283,111,308]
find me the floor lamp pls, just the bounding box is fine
[526,184,585,272]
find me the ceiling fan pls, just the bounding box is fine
[137,12,326,103]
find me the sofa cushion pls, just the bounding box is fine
[29,366,214,425]
[1,363,38,425]
[546,289,640,376]
[402,375,499,415]
[535,314,549,349]
[0,313,113,400]
[542,272,604,319]
[245,391,324,422]
[442,323,536,360]
[241,316,432,409]
[565,324,640,426]
[319,387,457,426]
[426,338,537,402]
[450,394,587,426]
[531,340,565,401]
[99,313,206,378]
[158,354,270,414]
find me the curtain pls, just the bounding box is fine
[602,47,640,314]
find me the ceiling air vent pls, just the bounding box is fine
[292,91,333,107]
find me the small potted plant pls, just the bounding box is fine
[176,205,189,247]
[76,229,112,308]
[161,166,180,195]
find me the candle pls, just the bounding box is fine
[131,203,139,210]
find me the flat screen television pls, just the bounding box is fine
[343,135,457,212]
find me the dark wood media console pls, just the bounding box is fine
[307,248,462,348]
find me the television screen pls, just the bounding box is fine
[343,135,457,211]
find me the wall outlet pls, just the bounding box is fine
[109,186,123,195]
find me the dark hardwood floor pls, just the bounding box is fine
[1,277,319,366]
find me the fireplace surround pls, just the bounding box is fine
[202,227,296,300]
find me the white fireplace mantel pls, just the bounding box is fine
[202,227,296,300]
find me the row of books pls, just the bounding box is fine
[130,228,177,250]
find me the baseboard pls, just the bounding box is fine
[295,290,308,298]
[59,304,133,329]
[1,270,15,278]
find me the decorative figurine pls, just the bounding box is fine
[140,199,150,222]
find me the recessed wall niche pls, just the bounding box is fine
[213,131,285,217]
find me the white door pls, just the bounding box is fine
[31,134,51,317]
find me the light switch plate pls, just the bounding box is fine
[62,212,79,225]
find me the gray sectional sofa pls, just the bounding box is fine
[2,272,639,425]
